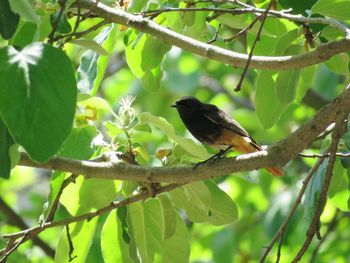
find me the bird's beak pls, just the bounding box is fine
[171,104,177,108]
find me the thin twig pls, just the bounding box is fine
[0,235,26,263]
[0,198,55,258]
[224,14,260,42]
[309,210,340,263]
[259,155,326,262]
[46,174,79,222]
[207,24,221,44]
[76,0,350,70]
[235,0,275,92]
[299,152,350,158]
[66,224,77,262]
[275,234,283,263]
[48,0,69,44]
[292,115,347,262]
[53,20,108,42]
[1,183,183,260]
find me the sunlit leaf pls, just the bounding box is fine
[142,66,162,92]
[55,219,98,263]
[139,112,210,160]
[101,210,134,263]
[312,0,350,20]
[205,180,238,225]
[158,194,177,240]
[9,0,39,23]
[325,53,349,75]
[168,182,212,222]
[328,159,350,211]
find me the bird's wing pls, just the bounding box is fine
[200,104,261,150]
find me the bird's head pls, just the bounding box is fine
[171,96,203,112]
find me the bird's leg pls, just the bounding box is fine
[194,146,232,168]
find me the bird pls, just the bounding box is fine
[171,96,283,176]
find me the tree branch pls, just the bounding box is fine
[0,198,55,258]
[309,210,340,263]
[292,113,348,262]
[75,0,350,70]
[235,0,275,91]
[18,86,350,183]
[2,183,182,241]
[259,155,327,262]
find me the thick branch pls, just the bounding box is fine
[76,0,350,70]
[19,86,350,183]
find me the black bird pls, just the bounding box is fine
[172,96,283,176]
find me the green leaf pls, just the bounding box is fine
[212,229,234,263]
[77,94,117,117]
[139,112,210,160]
[58,126,118,216]
[125,31,171,78]
[296,66,316,102]
[325,53,349,75]
[181,10,195,27]
[58,125,98,159]
[276,69,302,103]
[141,66,162,93]
[328,159,350,211]
[71,39,108,56]
[127,0,148,12]
[303,158,328,223]
[321,26,344,41]
[204,180,238,225]
[133,123,152,133]
[101,210,135,263]
[128,199,163,263]
[44,125,98,219]
[141,36,171,71]
[255,71,288,129]
[11,22,37,48]
[164,12,184,33]
[183,3,209,40]
[160,213,190,263]
[60,176,119,215]
[50,12,71,34]
[77,25,116,95]
[8,0,40,23]
[275,29,299,56]
[105,121,123,139]
[168,182,212,222]
[275,45,303,103]
[312,0,350,20]
[0,118,15,178]
[55,219,98,263]
[128,199,189,263]
[0,43,77,162]
[158,194,177,240]
[0,0,19,39]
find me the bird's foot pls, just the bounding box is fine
[193,146,232,169]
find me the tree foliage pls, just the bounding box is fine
[0,0,350,262]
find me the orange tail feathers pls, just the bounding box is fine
[266,167,283,177]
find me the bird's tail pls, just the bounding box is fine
[266,167,283,177]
